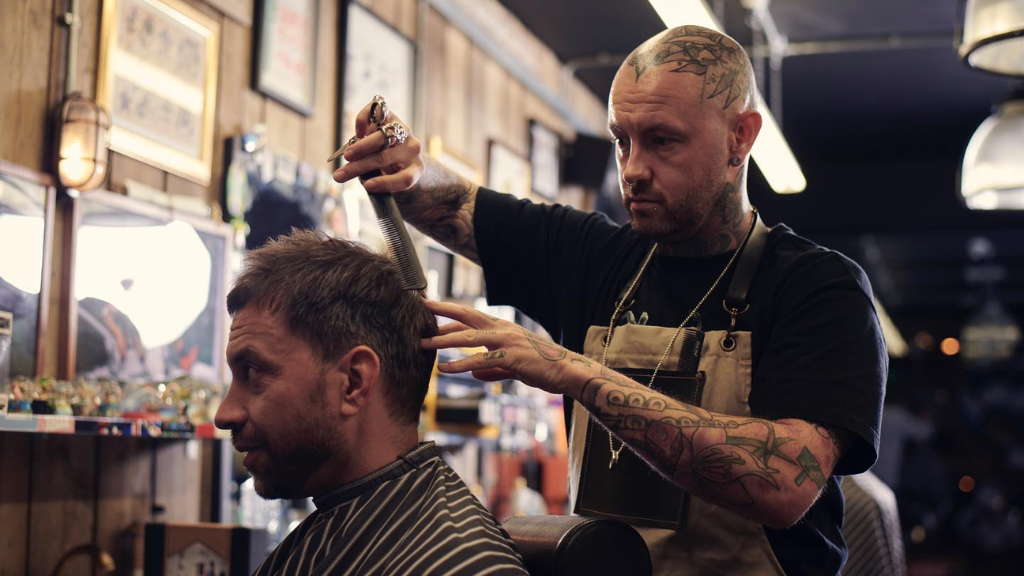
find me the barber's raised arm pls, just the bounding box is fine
[332,99,481,264]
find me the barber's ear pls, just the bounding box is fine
[730,109,763,160]
[333,345,381,417]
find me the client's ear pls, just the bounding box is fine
[333,345,381,417]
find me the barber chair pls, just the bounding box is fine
[501,515,652,576]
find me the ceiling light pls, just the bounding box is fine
[961,98,1024,210]
[959,0,1024,76]
[648,0,806,193]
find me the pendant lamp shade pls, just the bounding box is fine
[961,99,1024,210]
[960,0,1024,76]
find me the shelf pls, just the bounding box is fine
[0,413,229,439]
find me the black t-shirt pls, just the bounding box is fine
[473,188,887,576]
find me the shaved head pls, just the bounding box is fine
[621,26,757,115]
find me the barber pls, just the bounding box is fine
[335,25,886,576]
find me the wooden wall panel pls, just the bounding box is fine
[94,437,151,573]
[421,8,447,143]
[0,0,56,172]
[394,0,419,42]
[75,0,103,100]
[28,435,97,576]
[505,79,527,155]
[0,434,31,576]
[152,440,203,523]
[302,0,340,165]
[465,45,489,172]
[167,173,208,199]
[264,99,305,159]
[107,152,165,195]
[442,26,471,156]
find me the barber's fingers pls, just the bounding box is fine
[347,115,413,162]
[353,100,392,139]
[333,137,422,185]
[361,165,424,193]
[421,329,503,351]
[436,349,512,375]
[438,321,472,336]
[424,299,503,329]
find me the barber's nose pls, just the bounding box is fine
[214,383,246,431]
[620,148,651,186]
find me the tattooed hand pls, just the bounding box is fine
[421,299,579,395]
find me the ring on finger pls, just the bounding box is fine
[379,121,408,151]
[369,95,389,126]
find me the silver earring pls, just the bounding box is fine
[730,156,742,167]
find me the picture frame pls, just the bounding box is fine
[0,160,56,378]
[340,2,416,146]
[529,120,561,200]
[203,0,253,25]
[488,141,531,199]
[97,0,220,186]
[254,0,319,116]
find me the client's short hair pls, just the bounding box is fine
[227,230,438,424]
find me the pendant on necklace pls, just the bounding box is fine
[609,451,620,470]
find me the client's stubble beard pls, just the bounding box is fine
[252,373,342,499]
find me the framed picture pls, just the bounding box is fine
[428,136,482,185]
[488,141,531,199]
[97,0,220,185]
[203,0,253,25]
[0,160,56,378]
[529,120,561,200]
[254,0,319,116]
[340,2,416,145]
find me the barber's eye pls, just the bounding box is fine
[653,136,671,147]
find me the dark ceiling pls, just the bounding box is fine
[497,0,1024,342]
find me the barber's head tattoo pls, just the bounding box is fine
[627,25,752,110]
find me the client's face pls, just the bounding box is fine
[215,306,342,499]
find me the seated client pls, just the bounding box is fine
[215,230,528,575]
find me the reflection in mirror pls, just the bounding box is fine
[74,195,228,383]
[0,173,47,377]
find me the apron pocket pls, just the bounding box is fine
[575,370,705,529]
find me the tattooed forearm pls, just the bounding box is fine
[578,371,843,527]
[394,156,480,264]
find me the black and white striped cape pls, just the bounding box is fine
[252,442,529,576]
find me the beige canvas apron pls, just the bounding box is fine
[566,214,786,575]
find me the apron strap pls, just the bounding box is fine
[724,210,769,312]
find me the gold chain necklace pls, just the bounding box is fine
[600,211,757,470]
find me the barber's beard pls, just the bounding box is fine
[625,177,717,242]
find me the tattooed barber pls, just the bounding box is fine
[336,26,886,576]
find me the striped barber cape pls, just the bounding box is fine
[252,442,529,576]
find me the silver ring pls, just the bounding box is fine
[380,121,408,150]
[369,95,389,126]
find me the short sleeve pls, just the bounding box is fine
[473,188,625,343]
[750,251,887,476]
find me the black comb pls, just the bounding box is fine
[361,169,427,291]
